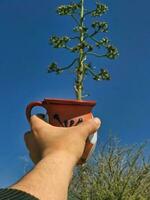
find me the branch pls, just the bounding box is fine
[85,65,97,77]
[48,58,78,74]
[90,28,100,37]
[87,52,106,58]
[60,58,78,71]
[70,36,80,40]
[83,10,93,17]
[71,14,79,25]
[64,45,74,51]
[85,29,100,41]
[85,33,99,44]
[119,144,146,199]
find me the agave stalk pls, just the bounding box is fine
[48,0,119,100]
[75,0,85,100]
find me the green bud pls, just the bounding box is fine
[48,62,63,74]
[92,3,108,17]
[93,69,110,81]
[81,26,88,33]
[99,69,111,80]
[73,26,80,32]
[92,21,108,32]
[73,25,88,33]
[96,37,110,47]
[71,45,80,52]
[106,45,119,59]
[87,45,93,52]
[49,36,70,48]
[57,3,80,15]
[93,74,101,81]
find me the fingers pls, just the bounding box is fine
[75,117,101,139]
[24,131,41,164]
[24,131,33,150]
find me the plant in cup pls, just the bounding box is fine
[48,0,119,100]
[26,0,119,164]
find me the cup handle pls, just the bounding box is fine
[26,101,44,122]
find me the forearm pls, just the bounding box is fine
[10,116,100,200]
[11,152,75,200]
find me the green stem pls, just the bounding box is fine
[75,0,85,100]
[87,52,106,58]
[60,58,78,71]
[71,14,80,25]
[85,65,97,77]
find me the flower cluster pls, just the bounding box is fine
[92,21,108,32]
[73,25,88,33]
[95,38,119,59]
[49,36,70,48]
[57,3,80,15]
[96,37,110,47]
[106,45,119,59]
[93,69,110,81]
[48,62,62,74]
[92,3,108,17]
[71,41,93,52]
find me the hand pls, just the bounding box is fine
[24,115,101,166]
[10,116,101,200]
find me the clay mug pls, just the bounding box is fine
[26,98,97,165]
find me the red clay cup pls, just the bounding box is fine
[26,98,97,165]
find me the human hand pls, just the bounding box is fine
[24,115,101,166]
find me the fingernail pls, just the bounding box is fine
[94,117,101,128]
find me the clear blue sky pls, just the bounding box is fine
[0,0,150,187]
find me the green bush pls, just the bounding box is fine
[69,137,150,200]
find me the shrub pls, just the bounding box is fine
[69,137,150,200]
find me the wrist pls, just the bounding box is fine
[41,151,77,169]
[41,150,78,168]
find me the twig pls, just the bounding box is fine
[60,58,78,71]
[87,52,106,58]
[71,14,79,25]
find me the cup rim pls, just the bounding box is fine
[43,98,96,106]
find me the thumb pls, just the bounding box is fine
[30,115,50,131]
[75,117,101,139]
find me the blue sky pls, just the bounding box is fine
[0,0,150,187]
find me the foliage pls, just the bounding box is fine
[48,0,119,100]
[69,137,150,200]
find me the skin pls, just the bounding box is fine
[11,115,101,200]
